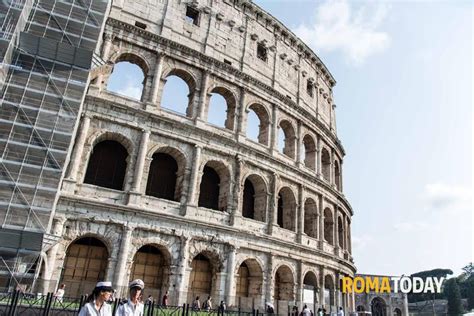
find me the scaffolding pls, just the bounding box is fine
[0,0,109,292]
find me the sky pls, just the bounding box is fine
[108,0,473,277]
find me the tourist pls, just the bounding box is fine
[266,302,275,314]
[203,296,212,311]
[115,279,145,316]
[192,296,201,310]
[218,301,226,314]
[301,304,311,316]
[162,291,169,307]
[317,308,323,316]
[54,284,66,303]
[291,305,298,316]
[78,281,114,316]
[337,307,344,316]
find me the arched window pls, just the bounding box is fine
[277,188,296,231]
[274,265,295,301]
[129,245,170,297]
[304,198,318,238]
[198,166,220,210]
[242,175,266,222]
[189,254,213,299]
[61,237,108,297]
[236,259,263,299]
[198,162,230,212]
[160,72,195,117]
[335,160,341,190]
[303,135,316,170]
[303,272,318,307]
[323,208,334,245]
[146,153,178,201]
[278,120,296,159]
[321,148,331,181]
[338,216,344,248]
[107,55,147,101]
[371,297,387,316]
[324,275,335,307]
[207,87,236,130]
[247,104,270,145]
[84,140,128,190]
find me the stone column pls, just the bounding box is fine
[330,148,335,186]
[196,71,210,122]
[225,245,237,305]
[177,236,189,305]
[66,114,91,181]
[296,261,303,306]
[335,272,340,310]
[186,145,203,208]
[265,255,273,303]
[236,87,247,141]
[339,160,344,192]
[316,136,322,179]
[267,172,278,235]
[334,206,339,252]
[270,103,277,154]
[319,266,325,309]
[230,156,243,226]
[318,195,324,248]
[297,184,304,243]
[41,216,67,293]
[296,121,302,167]
[114,225,134,297]
[95,33,113,89]
[149,53,164,105]
[129,130,150,204]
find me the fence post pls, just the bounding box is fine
[186,303,190,316]
[42,292,53,316]
[7,290,19,316]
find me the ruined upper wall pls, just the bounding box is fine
[109,0,337,130]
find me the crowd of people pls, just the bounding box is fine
[53,280,344,316]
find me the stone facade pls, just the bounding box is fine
[40,1,355,314]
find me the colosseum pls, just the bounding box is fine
[24,0,355,314]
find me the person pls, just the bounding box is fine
[115,279,145,316]
[322,308,327,316]
[192,296,201,310]
[301,304,311,316]
[203,296,212,311]
[54,284,66,303]
[337,307,344,316]
[218,301,226,314]
[78,281,114,316]
[146,295,153,307]
[317,308,323,316]
[161,291,168,307]
[266,303,274,314]
[291,305,298,316]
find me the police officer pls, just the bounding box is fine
[115,279,145,316]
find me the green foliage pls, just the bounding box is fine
[407,268,453,303]
[444,278,463,315]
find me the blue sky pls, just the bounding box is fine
[108,0,473,277]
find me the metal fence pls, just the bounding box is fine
[0,291,270,316]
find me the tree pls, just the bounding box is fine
[444,278,463,315]
[407,268,453,303]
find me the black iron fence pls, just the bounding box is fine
[0,291,271,316]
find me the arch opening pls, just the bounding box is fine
[247,104,270,146]
[146,153,179,201]
[303,135,316,170]
[274,265,294,302]
[304,198,318,239]
[323,208,334,245]
[107,57,146,101]
[277,188,296,231]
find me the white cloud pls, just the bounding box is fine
[294,0,391,65]
[116,80,142,100]
[422,182,472,213]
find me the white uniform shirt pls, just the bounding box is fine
[115,300,144,316]
[78,301,112,316]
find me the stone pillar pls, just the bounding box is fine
[41,216,66,293]
[335,272,340,310]
[230,156,243,225]
[316,137,322,179]
[319,266,325,309]
[196,71,210,122]
[265,255,273,303]
[318,195,324,247]
[296,121,302,167]
[225,245,237,305]
[186,145,202,207]
[297,184,304,243]
[129,130,150,204]
[339,160,344,192]
[66,115,91,182]
[296,261,303,306]
[177,236,189,305]
[236,87,247,140]
[95,33,113,89]
[270,103,277,154]
[330,149,335,186]
[149,53,164,105]
[267,172,278,235]
[334,206,339,252]
[114,225,134,297]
